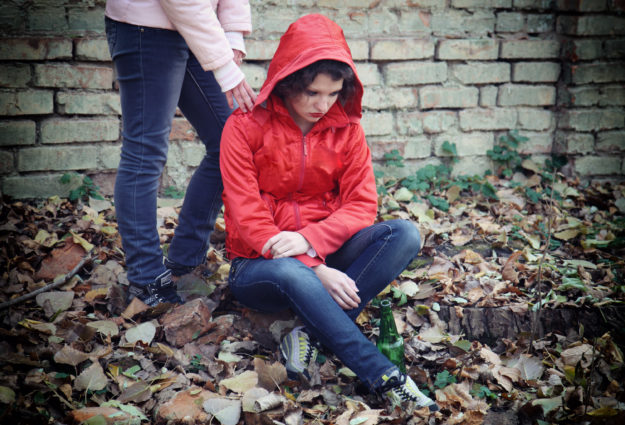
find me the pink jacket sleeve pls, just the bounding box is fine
[159,0,251,71]
[217,0,252,33]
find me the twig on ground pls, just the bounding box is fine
[584,337,599,415]
[0,254,92,311]
[528,170,557,353]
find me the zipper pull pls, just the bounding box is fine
[303,137,307,156]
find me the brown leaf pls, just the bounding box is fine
[428,256,455,277]
[502,251,523,284]
[493,365,521,392]
[156,388,216,423]
[560,344,594,367]
[35,238,87,281]
[450,229,473,246]
[121,297,150,319]
[117,381,152,403]
[74,361,108,392]
[69,407,131,424]
[54,345,90,366]
[242,387,270,413]
[479,347,502,365]
[220,370,258,393]
[253,358,287,391]
[35,291,75,317]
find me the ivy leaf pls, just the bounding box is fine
[434,370,456,389]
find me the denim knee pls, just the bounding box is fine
[273,261,323,297]
[381,219,421,257]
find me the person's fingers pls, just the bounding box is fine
[233,49,244,66]
[339,278,360,307]
[337,289,358,309]
[342,288,360,308]
[331,291,348,309]
[233,90,247,113]
[235,85,254,111]
[244,81,257,102]
[225,91,234,110]
[261,235,278,255]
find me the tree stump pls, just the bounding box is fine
[437,305,625,347]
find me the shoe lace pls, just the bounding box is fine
[298,334,316,364]
[141,275,180,305]
[393,383,417,402]
[378,372,406,394]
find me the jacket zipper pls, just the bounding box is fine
[298,135,307,190]
[293,136,307,230]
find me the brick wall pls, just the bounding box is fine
[0,0,624,199]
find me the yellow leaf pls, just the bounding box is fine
[101,226,117,235]
[462,249,484,264]
[394,187,414,202]
[355,310,370,326]
[85,288,108,303]
[418,325,447,343]
[70,231,94,252]
[216,263,230,280]
[35,229,59,247]
[587,407,619,417]
[521,159,541,173]
[220,371,258,393]
[520,231,541,249]
[156,343,174,358]
[378,284,391,296]
[409,202,434,223]
[108,364,120,378]
[554,229,580,241]
[446,185,461,203]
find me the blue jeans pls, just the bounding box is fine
[105,17,232,286]
[228,219,421,390]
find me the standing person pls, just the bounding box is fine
[220,14,439,412]
[104,0,256,307]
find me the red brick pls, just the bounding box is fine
[169,118,197,141]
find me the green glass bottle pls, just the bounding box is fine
[376,298,406,373]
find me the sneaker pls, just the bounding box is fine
[128,269,183,307]
[378,370,439,412]
[164,257,215,279]
[279,326,318,379]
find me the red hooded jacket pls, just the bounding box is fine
[220,14,378,267]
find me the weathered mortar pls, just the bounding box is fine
[0,0,623,198]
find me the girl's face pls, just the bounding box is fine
[284,73,344,134]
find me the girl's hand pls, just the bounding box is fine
[225,79,256,113]
[312,264,360,310]
[262,231,311,258]
[233,49,244,66]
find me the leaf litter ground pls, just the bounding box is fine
[0,174,624,425]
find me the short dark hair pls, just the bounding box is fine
[274,59,355,104]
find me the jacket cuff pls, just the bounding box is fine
[225,31,246,55]
[295,254,323,268]
[213,60,245,92]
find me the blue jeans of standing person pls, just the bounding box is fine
[228,219,421,391]
[105,17,232,287]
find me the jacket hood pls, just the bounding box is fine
[255,14,363,121]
